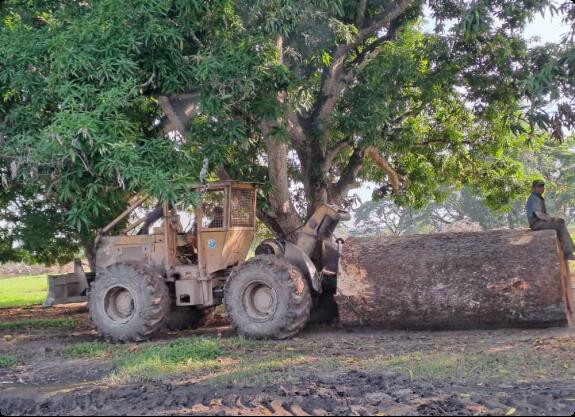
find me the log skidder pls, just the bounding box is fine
[48,181,351,342]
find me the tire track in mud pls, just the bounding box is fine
[2,370,575,416]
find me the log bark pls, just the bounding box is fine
[336,229,574,330]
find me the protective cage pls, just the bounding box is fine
[230,188,256,228]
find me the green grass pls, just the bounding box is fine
[0,275,48,309]
[107,337,224,384]
[208,354,311,387]
[0,318,76,331]
[60,337,268,385]
[0,355,19,369]
[219,336,260,350]
[54,336,296,386]
[62,342,119,359]
[50,334,575,389]
[358,349,575,382]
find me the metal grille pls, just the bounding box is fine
[230,189,255,228]
[202,190,225,229]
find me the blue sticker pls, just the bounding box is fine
[208,239,217,249]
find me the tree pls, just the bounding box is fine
[0,0,214,263]
[353,137,575,236]
[1,0,574,264]
[181,0,575,236]
[355,187,518,236]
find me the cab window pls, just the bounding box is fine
[201,190,226,229]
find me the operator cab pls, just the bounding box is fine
[90,181,257,308]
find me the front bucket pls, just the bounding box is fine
[43,273,89,307]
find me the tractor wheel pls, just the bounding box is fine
[224,255,311,340]
[164,306,216,331]
[89,262,170,343]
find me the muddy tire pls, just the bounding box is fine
[164,306,215,331]
[89,262,169,343]
[224,255,311,340]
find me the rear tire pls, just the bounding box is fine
[224,255,311,340]
[89,262,169,343]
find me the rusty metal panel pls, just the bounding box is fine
[174,265,204,306]
[163,205,178,272]
[44,274,87,307]
[96,236,157,270]
[175,280,204,306]
[200,231,227,275]
[230,188,256,228]
[223,229,255,267]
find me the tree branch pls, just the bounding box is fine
[352,18,402,69]
[329,147,365,203]
[365,146,401,193]
[325,136,354,171]
[357,0,369,25]
[310,0,414,127]
[286,109,308,159]
[158,93,199,138]
[357,0,413,43]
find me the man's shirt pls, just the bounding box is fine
[526,192,547,225]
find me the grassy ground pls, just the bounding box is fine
[0,275,47,309]
[48,334,575,388]
[60,338,250,385]
[0,355,18,369]
[0,318,76,331]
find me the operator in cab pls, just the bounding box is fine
[526,180,575,261]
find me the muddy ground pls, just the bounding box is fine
[0,304,574,416]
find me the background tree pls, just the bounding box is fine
[1,0,574,265]
[353,137,575,237]
[184,0,575,236]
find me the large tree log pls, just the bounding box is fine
[336,229,574,330]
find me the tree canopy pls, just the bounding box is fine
[354,136,575,236]
[0,0,574,264]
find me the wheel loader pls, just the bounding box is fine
[45,180,350,342]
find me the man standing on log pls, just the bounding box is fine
[527,180,575,260]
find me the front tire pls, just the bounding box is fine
[89,262,170,343]
[224,255,311,340]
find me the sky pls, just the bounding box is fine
[524,10,571,44]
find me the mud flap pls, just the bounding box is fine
[43,260,90,307]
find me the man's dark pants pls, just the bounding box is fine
[531,218,575,255]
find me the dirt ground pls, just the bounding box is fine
[0,304,574,416]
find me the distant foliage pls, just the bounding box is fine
[354,137,575,236]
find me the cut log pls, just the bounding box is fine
[336,229,574,330]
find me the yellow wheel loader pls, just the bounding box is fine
[45,180,350,342]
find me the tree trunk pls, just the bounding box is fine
[260,122,303,240]
[336,229,574,330]
[83,243,97,272]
